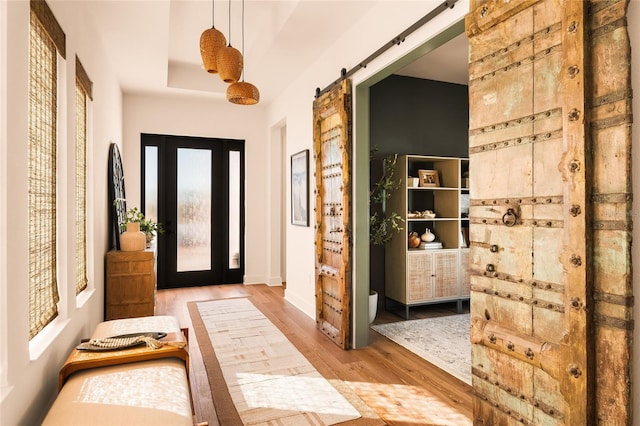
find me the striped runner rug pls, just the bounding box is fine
[188,297,383,426]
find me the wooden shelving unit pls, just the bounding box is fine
[385,155,470,318]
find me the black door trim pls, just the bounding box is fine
[141,133,245,289]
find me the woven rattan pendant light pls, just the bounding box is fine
[200,0,226,74]
[216,0,243,83]
[227,0,259,104]
[227,81,260,105]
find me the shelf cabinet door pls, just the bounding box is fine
[407,250,459,303]
[407,252,433,302]
[432,251,459,299]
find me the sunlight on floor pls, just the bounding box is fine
[234,371,471,425]
[346,380,472,425]
[235,372,360,416]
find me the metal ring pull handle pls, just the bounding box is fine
[502,208,518,227]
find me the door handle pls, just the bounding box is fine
[502,208,518,227]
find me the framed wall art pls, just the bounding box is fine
[418,169,440,187]
[291,149,309,226]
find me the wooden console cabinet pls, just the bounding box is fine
[105,248,156,320]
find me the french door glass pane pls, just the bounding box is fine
[144,146,158,222]
[229,151,240,269]
[177,148,211,272]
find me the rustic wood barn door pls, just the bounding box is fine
[466,0,632,423]
[313,80,352,349]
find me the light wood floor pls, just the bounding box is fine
[156,284,473,426]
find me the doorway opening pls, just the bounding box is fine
[369,33,469,321]
[141,133,245,289]
[354,19,469,349]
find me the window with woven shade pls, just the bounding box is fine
[28,0,65,339]
[75,56,92,295]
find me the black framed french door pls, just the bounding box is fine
[141,133,245,289]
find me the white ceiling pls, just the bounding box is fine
[81,0,468,104]
[395,32,468,85]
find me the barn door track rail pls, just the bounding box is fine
[314,0,459,99]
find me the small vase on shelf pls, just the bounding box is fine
[408,232,421,248]
[421,228,436,242]
[120,222,146,252]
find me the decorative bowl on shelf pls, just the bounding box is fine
[407,210,436,219]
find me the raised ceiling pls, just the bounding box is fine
[81,0,468,104]
[395,32,468,85]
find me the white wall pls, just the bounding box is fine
[267,121,285,286]
[0,1,123,424]
[122,94,269,284]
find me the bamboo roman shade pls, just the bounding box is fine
[28,2,63,339]
[75,56,93,100]
[30,0,65,59]
[75,72,88,295]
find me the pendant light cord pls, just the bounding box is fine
[227,0,232,46]
[241,0,245,81]
[314,0,458,98]
[211,0,215,28]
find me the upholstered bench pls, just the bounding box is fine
[42,316,195,426]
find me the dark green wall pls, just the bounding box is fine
[369,75,469,314]
[370,75,469,157]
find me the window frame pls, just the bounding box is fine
[74,56,92,296]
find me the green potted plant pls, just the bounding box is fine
[369,150,404,246]
[369,150,404,323]
[122,207,164,247]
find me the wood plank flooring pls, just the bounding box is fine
[156,284,473,425]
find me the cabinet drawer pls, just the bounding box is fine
[107,276,155,304]
[106,302,155,320]
[108,258,154,274]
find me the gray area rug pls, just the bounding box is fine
[371,314,471,385]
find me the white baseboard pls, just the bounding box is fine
[267,276,282,286]
[243,275,266,285]
[283,290,315,320]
